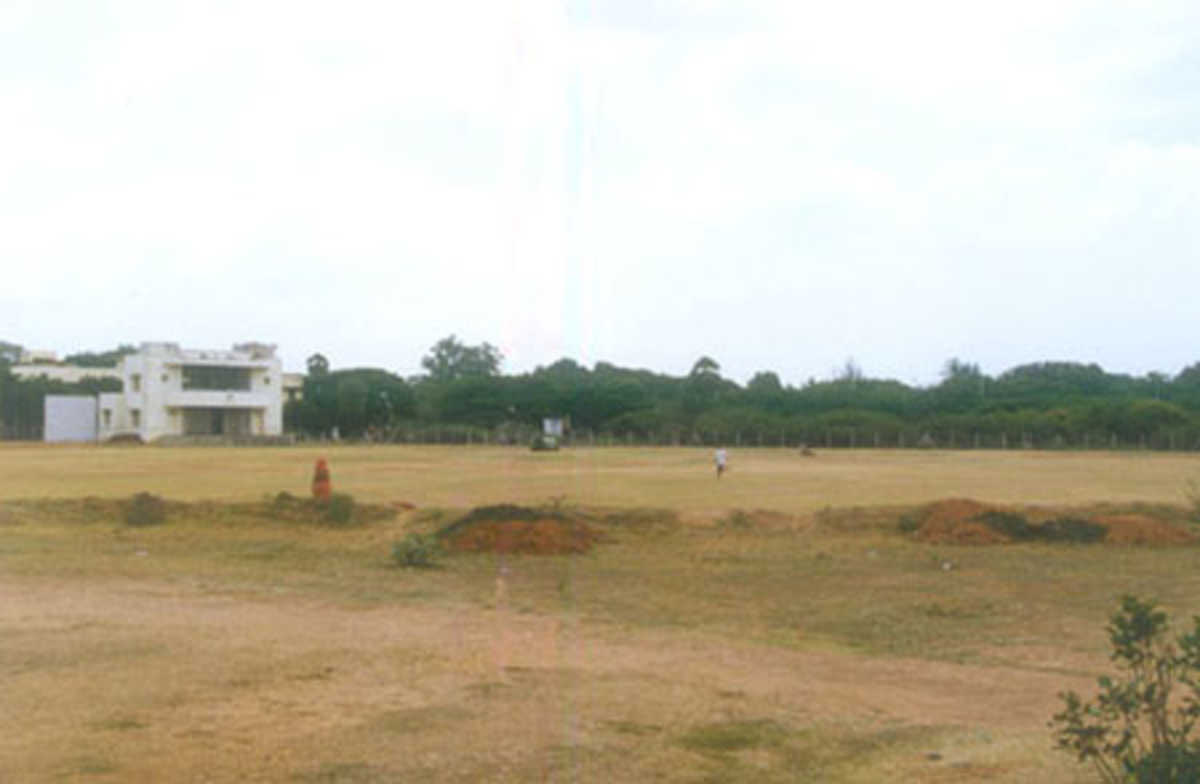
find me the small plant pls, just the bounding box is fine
[124,492,167,526]
[1051,595,1200,783]
[392,533,440,569]
[323,493,355,525]
[897,513,920,534]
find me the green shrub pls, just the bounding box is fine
[323,493,355,525]
[124,492,167,526]
[978,511,1033,540]
[1040,516,1107,544]
[977,511,1105,544]
[896,513,920,534]
[1052,596,1200,783]
[392,533,440,569]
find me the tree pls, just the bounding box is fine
[690,356,721,378]
[63,344,136,367]
[306,353,330,376]
[0,341,21,366]
[421,335,503,381]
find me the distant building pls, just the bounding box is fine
[94,342,285,442]
[18,349,59,364]
[12,364,122,384]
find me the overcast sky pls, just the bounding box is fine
[3,1,1198,385]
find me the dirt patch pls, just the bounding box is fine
[912,499,1196,547]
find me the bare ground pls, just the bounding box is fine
[1,573,1095,783]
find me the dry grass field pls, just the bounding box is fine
[4,444,1200,782]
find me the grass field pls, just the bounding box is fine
[4,444,1200,782]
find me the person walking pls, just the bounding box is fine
[715,446,728,478]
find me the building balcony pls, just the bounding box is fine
[164,390,274,409]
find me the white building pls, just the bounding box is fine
[97,342,284,442]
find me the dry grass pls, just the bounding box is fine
[3,444,1200,782]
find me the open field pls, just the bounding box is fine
[4,445,1200,782]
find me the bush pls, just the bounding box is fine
[323,493,355,525]
[1040,516,1107,544]
[530,434,559,451]
[124,492,167,526]
[1052,596,1200,783]
[976,511,1106,544]
[978,511,1033,540]
[392,533,440,568]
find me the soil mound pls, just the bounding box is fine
[439,504,602,555]
[912,499,1195,547]
[1093,515,1196,546]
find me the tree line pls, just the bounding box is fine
[286,336,1200,449]
[5,336,1200,448]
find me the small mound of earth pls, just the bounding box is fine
[442,518,601,555]
[913,499,1194,546]
[1094,515,1196,545]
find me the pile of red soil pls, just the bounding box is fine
[915,499,1011,545]
[912,498,1195,546]
[443,518,601,555]
[1093,515,1196,545]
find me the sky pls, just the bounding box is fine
[2,0,1198,386]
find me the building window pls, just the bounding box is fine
[131,374,142,393]
[263,377,270,385]
[161,373,169,383]
[131,409,141,428]
[182,365,251,391]
[102,409,111,427]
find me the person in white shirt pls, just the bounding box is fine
[715,447,728,478]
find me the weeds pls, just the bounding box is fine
[392,534,440,569]
[124,493,167,526]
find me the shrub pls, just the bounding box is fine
[1040,516,1107,544]
[530,434,559,451]
[392,533,440,568]
[323,493,355,525]
[978,511,1033,540]
[124,492,167,526]
[1052,596,1200,783]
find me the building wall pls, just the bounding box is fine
[44,396,98,442]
